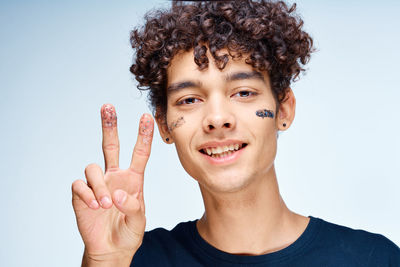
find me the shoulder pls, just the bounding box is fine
[312,217,400,265]
[317,217,399,249]
[368,234,400,265]
[131,221,196,267]
[140,220,194,246]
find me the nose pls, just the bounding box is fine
[202,99,236,133]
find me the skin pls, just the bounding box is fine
[72,104,153,266]
[255,109,275,119]
[168,116,185,132]
[72,48,308,265]
[157,49,309,255]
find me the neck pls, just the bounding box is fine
[197,165,309,255]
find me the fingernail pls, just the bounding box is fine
[101,104,117,128]
[139,114,154,144]
[115,190,127,205]
[100,196,111,207]
[139,115,153,134]
[89,200,99,209]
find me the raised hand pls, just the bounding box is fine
[72,104,154,266]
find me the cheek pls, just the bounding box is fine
[172,128,202,180]
[240,110,278,159]
[240,109,277,135]
[167,115,186,132]
[167,109,203,141]
[169,119,195,158]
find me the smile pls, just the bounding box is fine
[199,143,247,158]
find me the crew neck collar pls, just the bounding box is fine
[187,216,322,264]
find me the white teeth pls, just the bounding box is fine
[203,143,243,157]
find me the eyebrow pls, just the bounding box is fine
[166,71,265,94]
[226,71,265,83]
[167,81,202,95]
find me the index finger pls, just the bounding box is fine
[129,113,154,173]
[101,104,120,171]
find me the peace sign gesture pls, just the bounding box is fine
[72,104,154,266]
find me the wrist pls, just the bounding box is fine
[82,248,134,267]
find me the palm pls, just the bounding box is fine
[74,170,144,252]
[72,104,153,258]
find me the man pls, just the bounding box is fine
[72,1,400,266]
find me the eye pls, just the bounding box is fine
[233,90,258,98]
[177,97,201,105]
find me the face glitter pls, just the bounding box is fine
[139,116,154,144]
[168,116,185,132]
[255,109,275,119]
[101,104,117,128]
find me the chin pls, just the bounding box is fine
[198,170,256,194]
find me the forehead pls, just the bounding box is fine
[166,49,269,86]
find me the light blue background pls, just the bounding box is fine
[0,1,399,266]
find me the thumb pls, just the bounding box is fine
[112,189,146,234]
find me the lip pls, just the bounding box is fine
[198,139,247,165]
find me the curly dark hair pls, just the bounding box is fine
[130,0,314,120]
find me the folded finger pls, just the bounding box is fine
[101,104,120,171]
[129,114,154,173]
[112,189,145,235]
[85,163,112,209]
[71,179,99,209]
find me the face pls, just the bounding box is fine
[158,49,290,194]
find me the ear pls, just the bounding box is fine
[155,109,174,144]
[276,88,296,131]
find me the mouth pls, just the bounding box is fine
[199,143,248,158]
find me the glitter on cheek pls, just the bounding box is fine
[168,116,185,132]
[139,118,154,144]
[255,109,275,119]
[101,104,117,128]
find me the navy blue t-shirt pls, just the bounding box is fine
[131,216,400,266]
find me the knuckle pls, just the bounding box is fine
[103,143,119,151]
[106,167,119,173]
[134,147,150,157]
[128,168,144,176]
